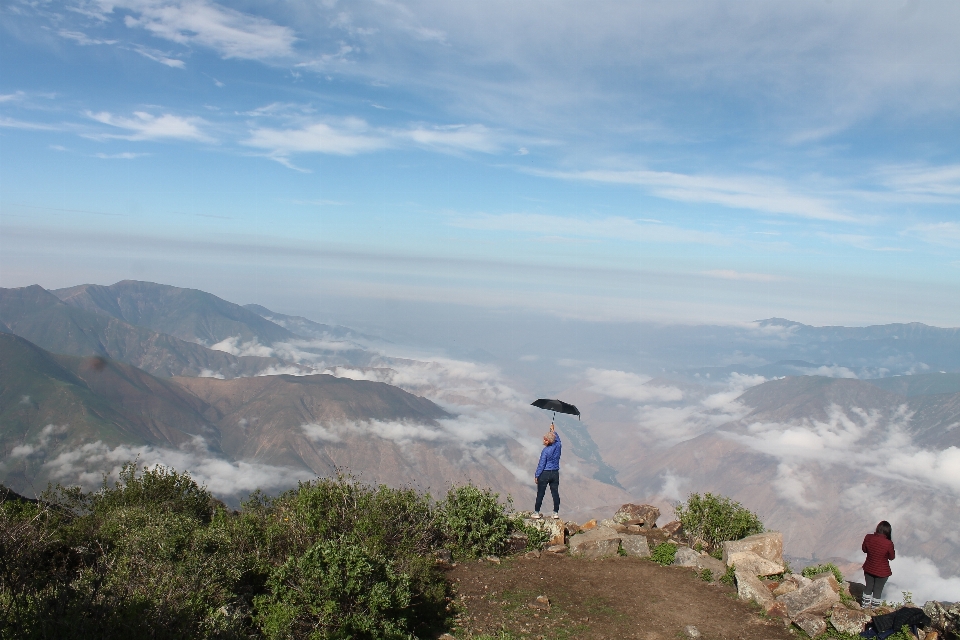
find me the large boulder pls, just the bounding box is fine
[568,527,621,559]
[779,577,841,619]
[673,546,701,567]
[924,601,960,638]
[795,613,827,637]
[523,517,565,546]
[735,568,774,609]
[660,520,683,538]
[829,604,871,635]
[620,534,650,558]
[613,504,660,528]
[727,550,784,577]
[722,532,783,566]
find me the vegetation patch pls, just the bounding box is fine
[674,492,764,555]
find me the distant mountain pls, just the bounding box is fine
[866,372,960,397]
[0,285,294,378]
[614,375,960,577]
[54,281,296,346]
[243,304,367,342]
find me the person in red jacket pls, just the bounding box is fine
[861,521,895,608]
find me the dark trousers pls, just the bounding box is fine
[535,470,560,513]
[864,572,888,599]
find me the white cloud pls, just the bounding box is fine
[884,555,960,603]
[401,124,500,153]
[703,270,779,283]
[530,168,855,222]
[57,29,118,45]
[585,368,683,403]
[449,212,729,245]
[210,335,275,358]
[243,120,389,157]
[94,152,148,159]
[86,110,211,141]
[42,437,311,496]
[100,0,296,60]
[905,222,960,249]
[301,423,341,443]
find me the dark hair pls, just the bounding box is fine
[875,521,892,541]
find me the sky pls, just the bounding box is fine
[1,0,959,327]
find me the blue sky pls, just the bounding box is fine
[1,0,959,326]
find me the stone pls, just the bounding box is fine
[485,555,501,564]
[625,524,643,533]
[779,577,841,619]
[439,635,456,640]
[524,516,566,546]
[620,534,651,558]
[795,613,827,637]
[722,532,783,566]
[788,574,812,588]
[581,519,598,531]
[564,522,580,536]
[829,603,871,635]
[924,601,960,638]
[524,550,541,559]
[545,545,567,554]
[660,520,683,537]
[599,518,618,528]
[683,625,702,638]
[766,601,788,619]
[923,632,938,640]
[673,546,701,567]
[695,554,726,578]
[613,503,660,528]
[529,595,551,610]
[568,527,621,559]
[735,568,774,609]
[727,550,784,577]
[772,581,798,597]
[505,531,528,554]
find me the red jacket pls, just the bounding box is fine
[862,533,895,577]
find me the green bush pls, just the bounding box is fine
[719,564,736,585]
[801,562,844,584]
[699,568,713,582]
[254,538,413,640]
[651,542,677,566]
[435,485,513,559]
[674,492,764,553]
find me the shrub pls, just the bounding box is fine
[699,568,713,582]
[254,538,412,640]
[801,562,844,584]
[93,463,216,523]
[435,485,513,559]
[651,542,677,566]
[719,564,736,585]
[510,517,550,551]
[674,492,764,553]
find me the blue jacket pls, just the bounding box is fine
[535,431,561,478]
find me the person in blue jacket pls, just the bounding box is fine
[532,422,561,520]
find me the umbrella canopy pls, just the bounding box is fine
[531,398,581,419]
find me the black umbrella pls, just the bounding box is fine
[531,398,581,420]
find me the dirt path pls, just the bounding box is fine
[445,554,796,639]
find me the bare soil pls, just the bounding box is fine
[444,553,796,639]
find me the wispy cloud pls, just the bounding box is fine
[57,29,118,46]
[586,368,683,403]
[86,110,212,142]
[0,116,60,131]
[448,212,729,245]
[530,168,854,222]
[880,164,960,201]
[904,222,960,249]
[94,151,149,159]
[101,0,296,60]
[702,270,779,283]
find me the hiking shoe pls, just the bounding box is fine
[552,513,560,519]
[531,513,543,520]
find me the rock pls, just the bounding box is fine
[788,574,812,588]
[485,555,501,564]
[564,522,580,536]
[683,625,702,638]
[695,554,726,578]
[673,546,701,567]
[661,520,683,537]
[439,635,456,640]
[766,601,788,619]
[524,550,541,559]
[772,581,798,597]
[545,545,567,554]
[568,528,621,559]
[829,603,870,635]
[599,518,618,528]
[810,573,840,594]
[524,516,566,546]
[613,504,660,528]
[620,534,651,558]
[924,601,960,638]
[795,613,827,637]
[722,532,783,566]
[529,595,551,610]
[581,519,598,531]
[726,550,784,577]
[505,531,528,553]
[779,577,841,619]
[923,632,938,640]
[625,524,643,533]
[735,568,774,609]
